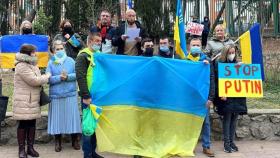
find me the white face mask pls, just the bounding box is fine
[227,54,235,61]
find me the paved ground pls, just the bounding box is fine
[0,141,279,158]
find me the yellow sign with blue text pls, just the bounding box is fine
[218,63,263,97]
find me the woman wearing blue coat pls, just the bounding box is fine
[46,40,81,152]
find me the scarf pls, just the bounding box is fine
[51,50,67,65]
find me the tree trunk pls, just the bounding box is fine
[210,1,225,34]
[24,9,37,23]
[233,0,253,23]
[50,0,62,36]
[0,0,9,35]
[36,0,40,10]
[205,0,209,17]
[195,0,200,19]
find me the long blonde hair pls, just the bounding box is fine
[219,44,239,62]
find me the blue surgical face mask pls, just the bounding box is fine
[190,46,202,57]
[159,45,170,53]
[92,44,101,52]
[56,50,66,58]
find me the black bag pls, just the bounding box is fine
[40,87,50,106]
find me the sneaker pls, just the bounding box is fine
[224,142,232,153]
[230,142,239,152]
[203,148,215,157]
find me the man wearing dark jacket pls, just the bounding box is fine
[75,32,103,158]
[187,38,215,157]
[158,37,173,58]
[112,9,147,55]
[141,38,154,57]
[90,10,115,54]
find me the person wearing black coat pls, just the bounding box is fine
[53,19,85,60]
[213,44,247,153]
[90,10,116,54]
[201,16,211,47]
[112,9,148,56]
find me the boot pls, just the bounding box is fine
[71,134,81,150]
[203,148,215,157]
[55,134,62,152]
[224,142,232,153]
[230,141,238,152]
[17,128,27,158]
[26,127,39,157]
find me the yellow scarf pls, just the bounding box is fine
[186,53,200,61]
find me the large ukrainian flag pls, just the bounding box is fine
[174,0,188,59]
[239,23,265,80]
[90,54,210,157]
[0,35,49,68]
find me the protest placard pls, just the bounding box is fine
[218,63,263,97]
[185,22,204,36]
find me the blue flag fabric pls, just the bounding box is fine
[174,0,188,59]
[90,54,210,157]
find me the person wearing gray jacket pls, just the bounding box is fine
[205,24,234,60]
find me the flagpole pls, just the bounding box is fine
[211,36,240,61]
[234,37,240,44]
[0,48,3,95]
[173,40,176,59]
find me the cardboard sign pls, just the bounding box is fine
[186,22,204,36]
[218,63,263,97]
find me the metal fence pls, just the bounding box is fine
[184,0,280,37]
[2,0,280,37]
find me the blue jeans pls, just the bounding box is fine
[201,109,211,149]
[222,112,238,144]
[81,102,97,158]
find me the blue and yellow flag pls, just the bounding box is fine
[174,0,188,59]
[68,35,81,48]
[239,23,265,80]
[0,35,49,68]
[90,54,210,157]
[89,104,102,120]
[127,0,133,9]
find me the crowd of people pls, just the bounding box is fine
[12,8,247,158]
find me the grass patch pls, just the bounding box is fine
[247,82,280,109]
